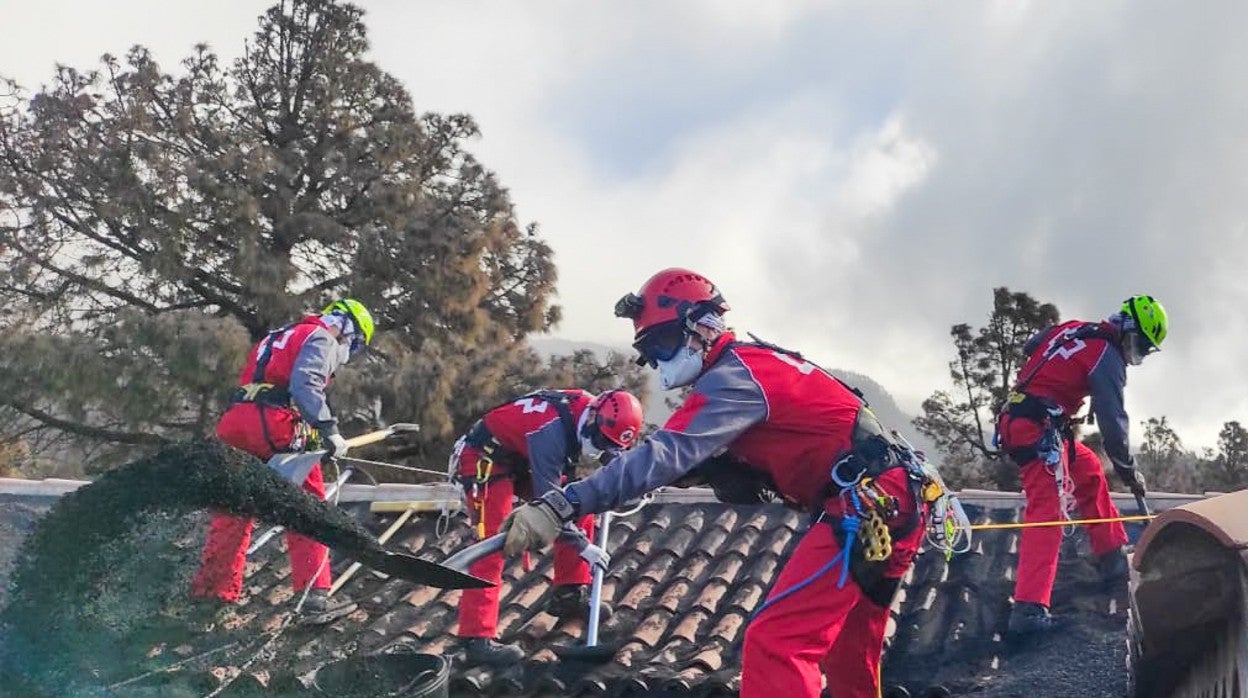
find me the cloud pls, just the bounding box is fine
[5,0,1247,449]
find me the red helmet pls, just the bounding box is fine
[615,268,729,366]
[615,268,729,338]
[586,389,645,450]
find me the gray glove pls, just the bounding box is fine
[324,432,350,458]
[560,524,611,571]
[1113,458,1147,497]
[501,489,575,556]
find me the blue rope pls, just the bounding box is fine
[837,515,860,588]
[750,514,861,623]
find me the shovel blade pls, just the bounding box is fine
[364,550,495,590]
[265,452,322,485]
[552,642,620,664]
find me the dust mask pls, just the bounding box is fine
[577,410,603,460]
[658,346,704,390]
[1124,333,1146,366]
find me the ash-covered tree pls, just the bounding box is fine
[914,288,1059,490]
[1136,416,1199,493]
[1203,420,1248,492]
[0,0,564,472]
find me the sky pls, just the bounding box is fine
[3,0,1246,450]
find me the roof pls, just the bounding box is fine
[0,489,1157,697]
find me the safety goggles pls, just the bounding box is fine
[337,312,369,356]
[1134,331,1160,357]
[632,322,688,367]
[587,426,618,453]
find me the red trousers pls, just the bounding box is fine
[741,468,923,698]
[999,415,1127,607]
[191,403,331,602]
[457,476,595,638]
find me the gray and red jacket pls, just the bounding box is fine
[462,390,593,497]
[233,315,345,435]
[566,333,864,514]
[1009,320,1132,467]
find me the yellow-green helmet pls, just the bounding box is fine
[323,298,375,346]
[1122,295,1167,350]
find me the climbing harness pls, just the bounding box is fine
[752,418,974,621]
[447,390,589,540]
[470,445,497,539]
[705,337,974,620]
[910,448,973,561]
[994,323,1120,524]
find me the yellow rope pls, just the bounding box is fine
[970,514,1156,531]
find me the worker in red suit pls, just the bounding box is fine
[452,387,645,666]
[499,269,931,698]
[189,298,374,623]
[997,296,1168,635]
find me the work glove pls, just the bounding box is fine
[324,432,350,459]
[560,525,611,571]
[501,489,574,556]
[1112,458,1147,497]
[577,541,611,572]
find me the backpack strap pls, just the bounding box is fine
[738,332,871,407]
[1012,322,1117,396]
[529,390,582,464]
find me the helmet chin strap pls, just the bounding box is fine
[686,311,726,352]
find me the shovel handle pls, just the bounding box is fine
[443,533,507,572]
[330,502,419,595]
[586,511,612,647]
[1134,490,1152,517]
[340,423,421,449]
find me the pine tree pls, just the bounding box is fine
[914,288,1059,489]
[0,0,567,471]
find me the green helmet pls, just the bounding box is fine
[1121,295,1167,350]
[323,298,375,346]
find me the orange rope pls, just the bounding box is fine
[971,514,1156,531]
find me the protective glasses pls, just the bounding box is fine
[632,322,688,367]
[332,310,368,356]
[1134,331,1160,357]
[348,332,368,356]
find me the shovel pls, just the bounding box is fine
[552,511,620,664]
[442,532,507,572]
[249,424,420,555]
[355,548,494,589]
[441,521,616,642]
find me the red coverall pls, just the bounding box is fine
[564,335,924,698]
[454,390,597,639]
[191,316,340,602]
[997,320,1130,607]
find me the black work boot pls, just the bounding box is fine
[463,637,524,667]
[546,584,613,622]
[1008,601,1055,636]
[1096,546,1130,584]
[298,589,358,625]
